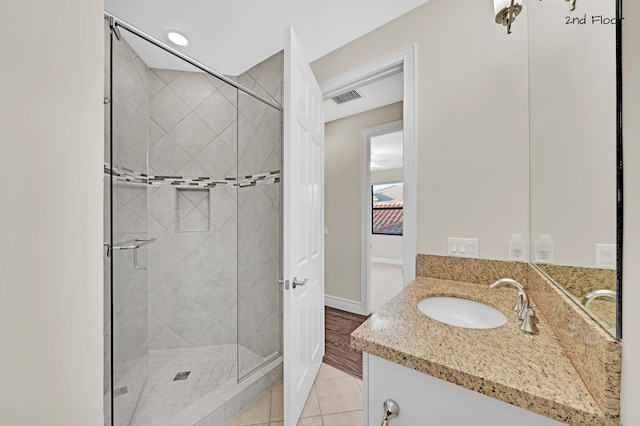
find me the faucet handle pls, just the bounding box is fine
[512,293,524,313]
[519,307,540,335]
[517,303,529,320]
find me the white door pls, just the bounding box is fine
[283,26,325,426]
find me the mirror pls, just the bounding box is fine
[528,0,620,338]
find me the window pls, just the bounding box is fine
[372,182,403,235]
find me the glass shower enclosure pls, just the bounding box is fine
[104,15,283,426]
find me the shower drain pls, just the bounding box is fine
[173,371,191,381]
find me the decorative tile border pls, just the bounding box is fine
[237,171,280,188]
[105,163,147,185]
[105,163,280,188]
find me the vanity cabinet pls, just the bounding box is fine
[365,354,564,426]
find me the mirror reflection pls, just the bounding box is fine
[528,0,618,337]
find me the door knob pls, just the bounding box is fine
[292,277,308,289]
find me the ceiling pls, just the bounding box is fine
[324,72,404,123]
[105,0,431,76]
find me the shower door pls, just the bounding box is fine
[105,21,151,426]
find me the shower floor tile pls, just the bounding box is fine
[129,344,266,426]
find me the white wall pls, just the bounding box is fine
[371,167,403,183]
[325,103,403,301]
[529,0,616,268]
[622,0,640,423]
[371,234,403,264]
[314,0,529,303]
[0,1,104,425]
[312,0,530,263]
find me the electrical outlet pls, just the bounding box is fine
[594,244,616,269]
[448,238,479,258]
[509,234,525,261]
[509,241,525,260]
[534,235,554,263]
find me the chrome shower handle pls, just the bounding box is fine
[109,238,156,270]
[111,238,157,251]
[381,399,399,426]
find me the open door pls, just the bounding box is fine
[283,27,325,426]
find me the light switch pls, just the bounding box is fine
[468,242,476,254]
[447,238,479,258]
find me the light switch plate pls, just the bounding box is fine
[448,238,479,258]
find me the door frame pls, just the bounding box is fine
[362,120,404,314]
[320,44,417,315]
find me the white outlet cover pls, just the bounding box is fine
[509,239,526,261]
[595,244,616,269]
[534,240,554,264]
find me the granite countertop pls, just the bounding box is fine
[351,277,609,425]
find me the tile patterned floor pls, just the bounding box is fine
[226,363,363,426]
[129,345,268,425]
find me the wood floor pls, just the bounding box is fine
[323,306,369,379]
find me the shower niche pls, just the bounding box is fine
[104,17,283,426]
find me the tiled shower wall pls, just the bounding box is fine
[105,30,150,426]
[237,91,282,360]
[237,54,283,362]
[146,52,283,354]
[237,53,283,361]
[146,68,239,351]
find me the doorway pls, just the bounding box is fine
[321,45,416,315]
[365,123,404,312]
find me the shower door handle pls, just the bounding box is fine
[111,238,156,270]
[292,277,308,289]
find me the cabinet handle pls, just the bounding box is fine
[381,399,399,426]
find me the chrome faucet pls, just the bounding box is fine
[583,289,616,308]
[489,278,539,334]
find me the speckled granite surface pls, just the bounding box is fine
[352,255,621,425]
[536,263,617,330]
[527,267,621,422]
[352,277,610,425]
[416,254,530,285]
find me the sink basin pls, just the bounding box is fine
[417,296,507,329]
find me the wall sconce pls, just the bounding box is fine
[494,0,523,34]
[495,0,579,35]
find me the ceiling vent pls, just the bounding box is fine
[331,90,362,105]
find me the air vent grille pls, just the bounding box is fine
[331,90,362,105]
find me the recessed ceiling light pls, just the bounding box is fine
[165,29,189,47]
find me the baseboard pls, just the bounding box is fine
[371,257,403,266]
[324,294,367,315]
